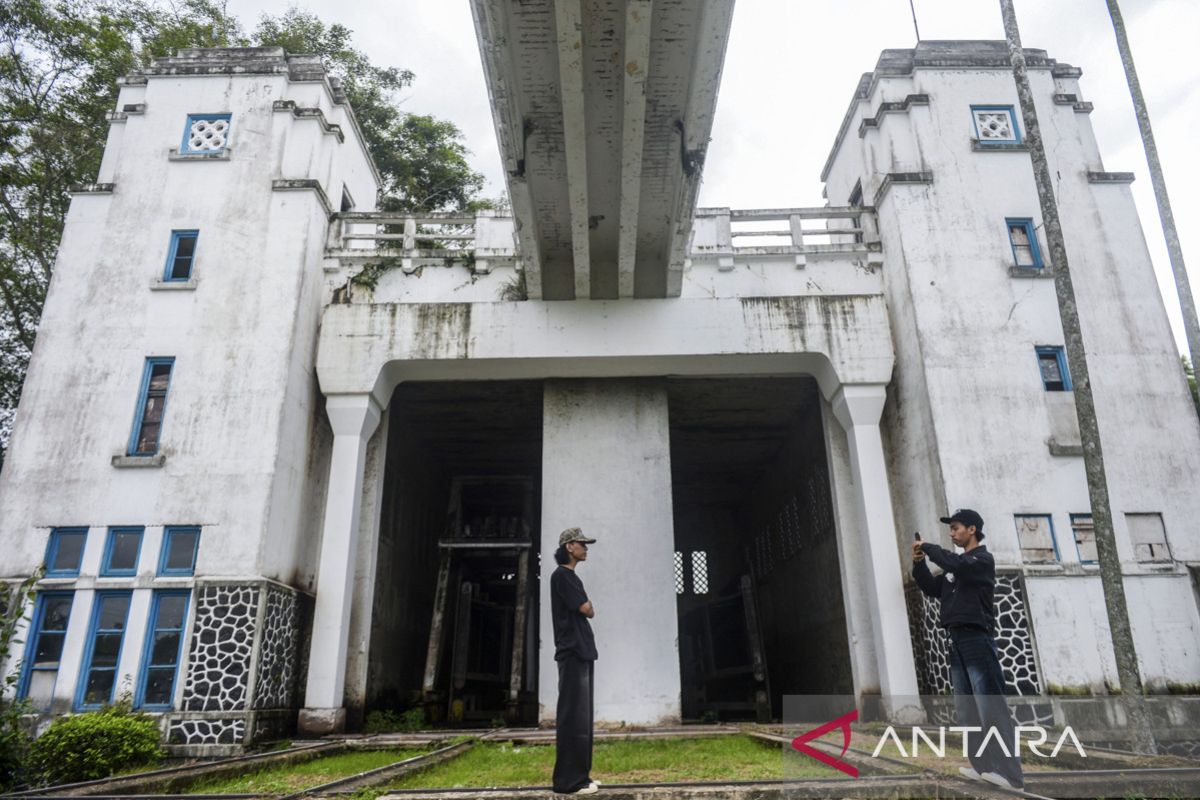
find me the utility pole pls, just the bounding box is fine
[997,0,1156,754]
[1105,0,1200,416]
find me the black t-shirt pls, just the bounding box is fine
[550,565,598,661]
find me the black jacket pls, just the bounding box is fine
[912,543,996,634]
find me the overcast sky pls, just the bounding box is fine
[226,0,1198,353]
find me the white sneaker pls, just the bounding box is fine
[575,784,598,795]
[588,780,601,789]
[980,771,1022,790]
[958,766,983,781]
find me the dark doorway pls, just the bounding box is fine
[366,380,543,727]
[668,377,852,722]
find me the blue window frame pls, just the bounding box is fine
[158,527,200,576]
[75,591,132,710]
[1035,346,1072,391]
[17,592,74,711]
[180,113,231,154]
[101,527,143,576]
[135,590,190,710]
[45,528,88,577]
[128,357,174,456]
[1070,514,1097,564]
[1006,218,1043,268]
[971,105,1021,144]
[1015,514,1059,563]
[163,231,199,281]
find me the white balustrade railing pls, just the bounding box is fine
[325,206,881,274]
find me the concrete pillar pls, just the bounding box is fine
[299,394,382,735]
[539,379,680,725]
[830,384,923,722]
[820,397,880,702]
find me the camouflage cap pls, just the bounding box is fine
[559,527,596,546]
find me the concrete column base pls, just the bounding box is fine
[298,706,346,736]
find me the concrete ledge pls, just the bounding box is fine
[111,454,166,468]
[273,178,333,216]
[970,140,1029,152]
[168,148,230,161]
[873,172,933,206]
[1087,171,1136,184]
[857,94,930,137]
[273,100,345,143]
[150,278,198,291]
[1008,266,1052,279]
[70,182,115,194]
[299,706,346,736]
[1048,439,1083,457]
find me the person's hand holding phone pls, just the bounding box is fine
[911,531,925,562]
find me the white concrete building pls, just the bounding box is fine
[0,10,1197,754]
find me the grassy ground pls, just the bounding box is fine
[187,747,436,795]
[387,735,837,790]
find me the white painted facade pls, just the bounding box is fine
[0,40,1197,749]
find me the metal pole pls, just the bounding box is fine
[998,0,1156,754]
[1105,0,1200,416]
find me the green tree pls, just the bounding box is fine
[252,9,484,212]
[0,2,485,467]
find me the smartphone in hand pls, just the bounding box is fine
[914,531,921,541]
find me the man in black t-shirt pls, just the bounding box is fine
[551,527,598,795]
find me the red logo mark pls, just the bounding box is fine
[790,709,859,778]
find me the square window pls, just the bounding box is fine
[164,231,199,281]
[45,528,87,577]
[101,527,143,576]
[1015,514,1058,563]
[1035,346,1071,391]
[972,105,1021,144]
[159,527,200,576]
[128,358,174,456]
[1070,514,1097,563]
[1126,513,1171,562]
[180,114,231,154]
[1006,218,1043,268]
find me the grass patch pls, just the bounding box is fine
[388,735,836,789]
[187,747,435,795]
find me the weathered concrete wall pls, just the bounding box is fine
[822,41,1200,690]
[317,295,895,403]
[0,49,380,710]
[538,380,680,725]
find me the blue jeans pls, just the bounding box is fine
[948,627,1024,788]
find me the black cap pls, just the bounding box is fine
[940,508,985,540]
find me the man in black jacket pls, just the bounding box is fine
[912,509,1024,791]
[551,527,599,795]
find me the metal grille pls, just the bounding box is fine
[691,551,709,594]
[673,551,685,594]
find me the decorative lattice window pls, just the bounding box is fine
[1015,514,1058,563]
[181,114,232,153]
[971,105,1019,144]
[673,551,685,594]
[691,551,709,595]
